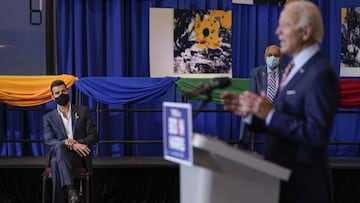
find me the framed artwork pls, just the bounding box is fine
[150,8,232,78]
[340,7,360,77]
[232,0,287,6]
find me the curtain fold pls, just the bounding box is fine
[2,0,360,157]
[4,77,360,108]
[0,74,78,106]
[339,80,360,108]
[176,78,249,104]
[74,77,178,104]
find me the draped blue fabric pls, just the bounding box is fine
[2,0,360,157]
[74,77,180,156]
[74,77,178,104]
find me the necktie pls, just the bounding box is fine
[267,71,277,103]
[279,60,294,91]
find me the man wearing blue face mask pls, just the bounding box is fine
[238,45,285,151]
[43,80,98,203]
[252,45,284,103]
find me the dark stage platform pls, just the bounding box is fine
[0,157,359,203]
[0,156,177,169]
[0,157,179,203]
[0,156,359,169]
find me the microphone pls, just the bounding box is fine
[184,77,231,98]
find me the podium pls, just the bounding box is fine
[180,133,291,203]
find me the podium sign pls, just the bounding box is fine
[162,102,193,166]
[180,133,291,203]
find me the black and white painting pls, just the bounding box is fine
[340,7,360,77]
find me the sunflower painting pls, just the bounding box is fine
[173,10,232,75]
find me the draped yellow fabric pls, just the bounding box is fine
[0,74,78,107]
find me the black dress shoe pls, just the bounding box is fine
[235,140,249,150]
[68,189,80,203]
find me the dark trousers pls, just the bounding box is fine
[50,143,84,203]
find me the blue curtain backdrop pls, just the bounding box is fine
[2,0,360,157]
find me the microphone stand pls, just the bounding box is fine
[191,93,212,119]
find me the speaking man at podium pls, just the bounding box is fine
[221,1,339,203]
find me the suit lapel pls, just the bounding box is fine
[277,52,320,98]
[278,64,285,82]
[71,105,78,138]
[272,64,288,102]
[52,110,67,138]
[260,67,267,92]
[285,68,305,91]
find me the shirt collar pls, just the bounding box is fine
[57,105,71,117]
[281,44,320,87]
[293,44,320,71]
[267,66,278,74]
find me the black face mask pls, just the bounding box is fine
[55,93,70,106]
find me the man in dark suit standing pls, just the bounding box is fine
[222,1,339,203]
[239,45,284,151]
[43,80,98,203]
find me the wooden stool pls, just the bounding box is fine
[41,166,90,203]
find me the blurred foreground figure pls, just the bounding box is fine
[221,1,339,203]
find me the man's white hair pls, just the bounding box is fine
[286,1,324,43]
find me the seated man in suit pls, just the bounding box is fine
[43,80,98,203]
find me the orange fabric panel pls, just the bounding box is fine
[0,74,78,106]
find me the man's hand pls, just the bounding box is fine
[64,138,78,150]
[72,143,91,157]
[245,91,273,119]
[221,91,274,119]
[221,91,251,116]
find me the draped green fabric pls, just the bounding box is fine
[175,78,249,104]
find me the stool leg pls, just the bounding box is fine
[86,175,90,203]
[42,175,46,203]
[79,178,83,197]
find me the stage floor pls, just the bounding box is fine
[0,156,359,169]
[0,156,359,202]
[0,156,177,168]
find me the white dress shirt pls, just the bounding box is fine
[57,105,73,139]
